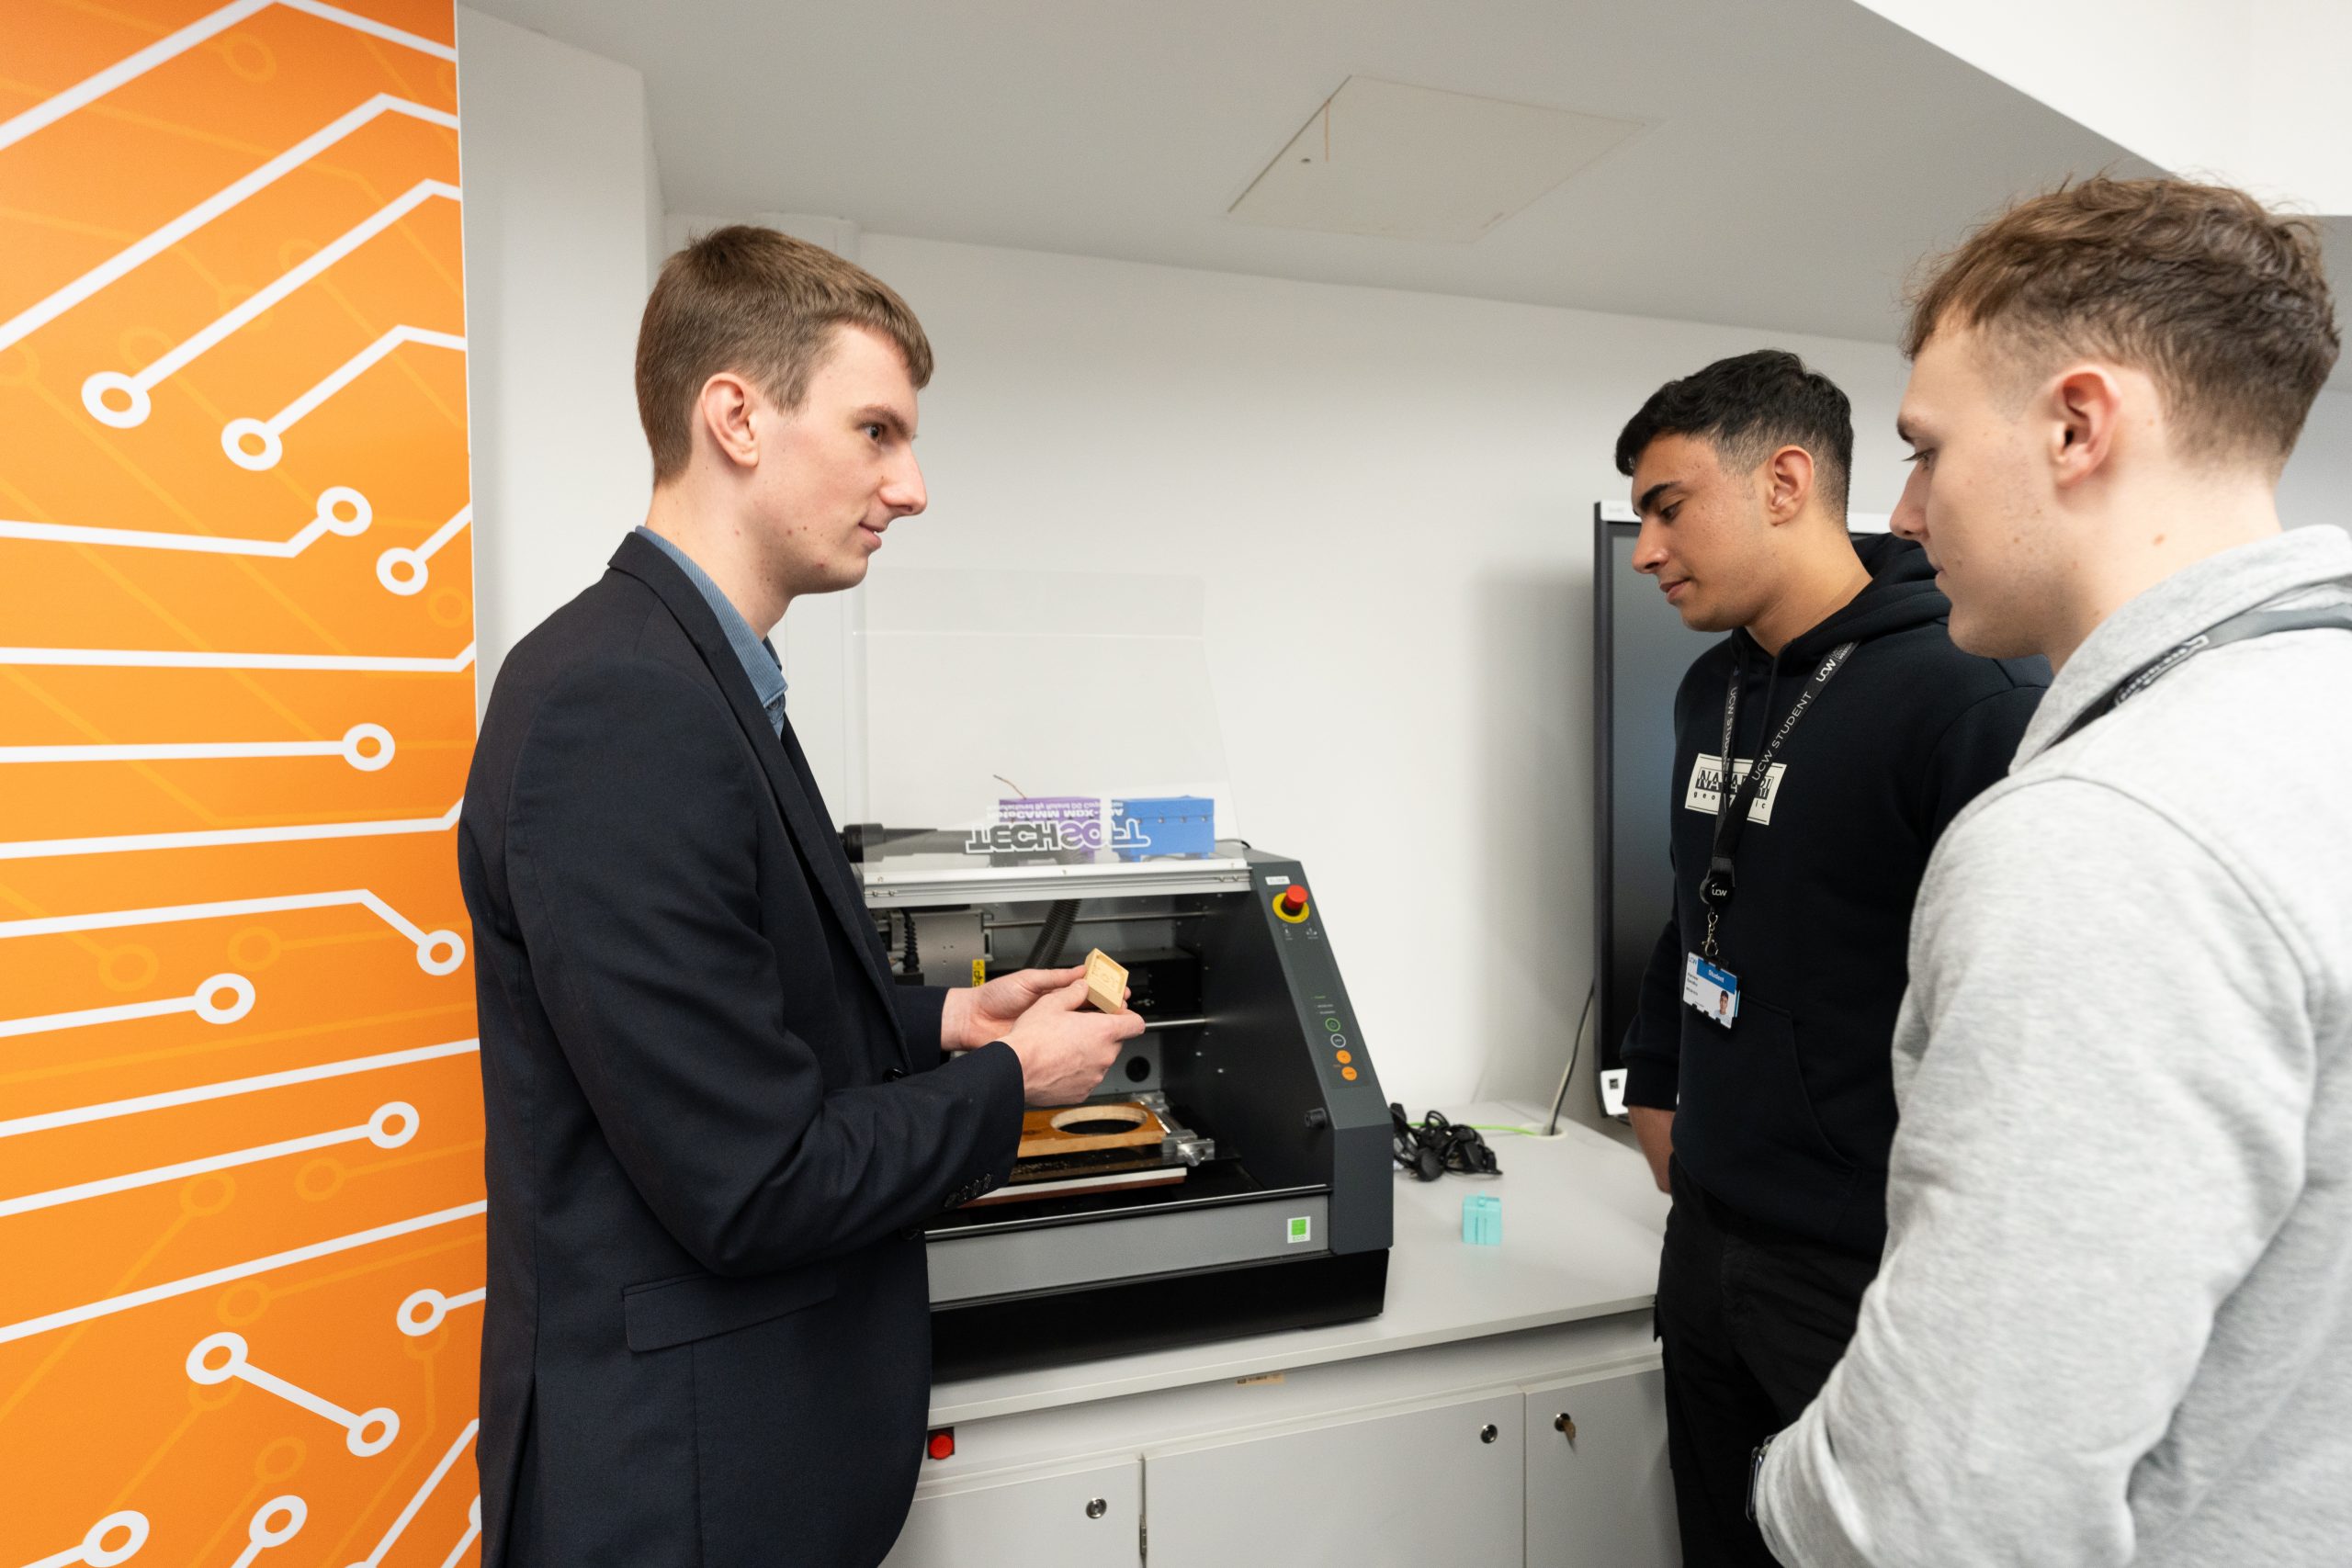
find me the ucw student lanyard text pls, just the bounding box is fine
[1699,640,1859,961]
[2053,604,2352,747]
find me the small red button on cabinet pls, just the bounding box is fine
[1281,886,1308,913]
[927,1428,956,1461]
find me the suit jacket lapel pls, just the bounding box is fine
[608,535,910,1063]
[774,711,916,1069]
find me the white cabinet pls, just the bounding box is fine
[1524,1365,1678,1568]
[883,1314,1675,1568]
[1143,1389,1525,1566]
[880,1457,1140,1568]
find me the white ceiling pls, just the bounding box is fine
[464,0,2161,347]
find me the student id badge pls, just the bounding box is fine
[1683,953,1741,1030]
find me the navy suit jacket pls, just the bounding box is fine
[458,532,1023,1567]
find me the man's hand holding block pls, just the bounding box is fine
[1083,949,1128,1014]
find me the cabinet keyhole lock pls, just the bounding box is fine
[1555,1413,1577,1442]
[1085,1497,1108,1520]
[1478,1423,1498,1444]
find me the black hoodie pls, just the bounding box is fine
[1622,534,2046,1256]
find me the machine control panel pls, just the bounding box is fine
[1310,994,1359,1082]
[1259,868,1374,1099]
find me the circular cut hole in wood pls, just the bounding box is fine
[1050,1104,1148,1137]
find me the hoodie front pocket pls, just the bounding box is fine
[1674,997,1856,1235]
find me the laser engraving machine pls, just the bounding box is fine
[848,833,1392,1380]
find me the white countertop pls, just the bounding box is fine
[929,1102,1670,1425]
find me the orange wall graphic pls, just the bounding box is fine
[0,5,481,1565]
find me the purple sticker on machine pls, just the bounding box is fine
[964,796,1104,854]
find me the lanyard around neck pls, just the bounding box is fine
[2053,604,2352,748]
[1698,640,1857,958]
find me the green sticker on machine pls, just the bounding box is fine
[1287,1216,1312,1245]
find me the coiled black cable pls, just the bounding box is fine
[1390,1106,1502,1180]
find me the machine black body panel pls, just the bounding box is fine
[932,1249,1389,1382]
[915,848,1393,1381]
[1185,854,1392,1258]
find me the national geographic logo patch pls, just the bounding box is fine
[1684,754,1786,823]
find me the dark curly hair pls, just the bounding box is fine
[1614,349,1854,515]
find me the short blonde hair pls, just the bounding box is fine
[1905,178,2338,468]
[635,226,933,482]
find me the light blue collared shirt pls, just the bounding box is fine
[634,526,787,738]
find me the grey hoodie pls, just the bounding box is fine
[1757,525,2352,1566]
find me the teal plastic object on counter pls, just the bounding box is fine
[1462,1192,1501,1246]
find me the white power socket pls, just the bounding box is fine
[1599,1067,1629,1119]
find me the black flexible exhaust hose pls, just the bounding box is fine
[1023,899,1079,969]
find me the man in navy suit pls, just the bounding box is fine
[459,226,1143,1567]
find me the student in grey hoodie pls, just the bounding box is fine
[1754,178,2349,1566]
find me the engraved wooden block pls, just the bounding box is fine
[1083,948,1127,1013]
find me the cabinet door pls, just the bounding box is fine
[881,1457,1139,1568]
[1145,1389,1523,1566]
[1523,1363,1677,1568]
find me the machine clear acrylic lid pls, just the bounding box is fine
[853,565,1242,884]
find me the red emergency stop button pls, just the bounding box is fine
[927,1428,955,1461]
[1273,884,1310,923]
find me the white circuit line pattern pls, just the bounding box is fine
[436,1502,482,1568]
[347,1421,477,1568]
[377,505,470,594]
[0,0,454,155]
[4,4,482,1555]
[396,1283,485,1338]
[0,487,373,558]
[0,96,461,356]
[228,1497,305,1568]
[187,1332,400,1457]
[0,641,475,673]
[20,1511,150,1568]
[0,1101,418,1219]
[0,800,463,863]
[0,722,397,772]
[0,1201,488,1345]
[84,181,461,429]
[0,489,465,595]
[0,1038,478,1141]
[0,889,464,973]
[0,973,254,1040]
[222,325,466,472]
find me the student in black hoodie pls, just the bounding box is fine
[1612,351,2045,1567]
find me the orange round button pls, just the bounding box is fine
[1340,1066,1358,1080]
[1335,1051,1352,1064]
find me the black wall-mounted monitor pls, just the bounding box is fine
[1591,503,1719,1112]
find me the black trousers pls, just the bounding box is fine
[1657,1158,1880,1567]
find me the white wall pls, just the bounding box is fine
[1854,0,2352,213]
[2282,390,2352,531]
[456,6,656,709]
